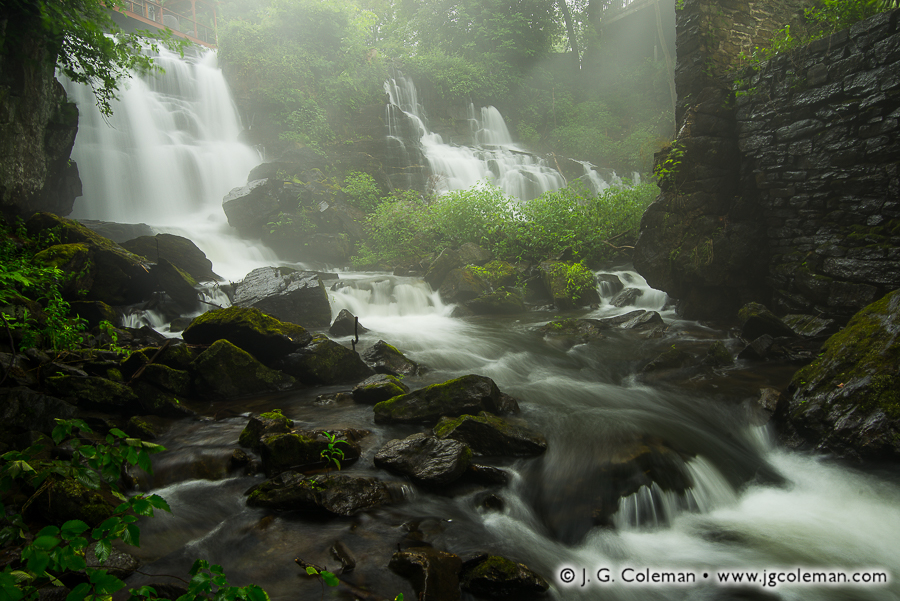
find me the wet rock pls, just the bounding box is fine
[0,387,76,447]
[138,364,192,398]
[460,555,549,599]
[465,287,526,315]
[232,267,331,328]
[610,287,644,308]
[373,374,507,424]
[258,429,363,476]
[750,388,783,425]
[783,290,900,460]
[131,382,194,418]
[702,340,734,367]
[26,213,155,305]
[433,412,547,457]
[424,248,462,289]
[621,311,665,329]
[458,242,493,266]
[463,464,510,486]
[389,547,463,601]
[85,542,140,579]
[124,416,158,440]
[329,308,368,337]
[352,374,410,405]
[642,348,693,372]
[782,313,838,338]
[222,179,280,236]
[238,410,295,450]
[150,257,199,309]
[738,302,797,340]
[737,334,775,361]
[190,339,295,399]
[477,493,505,512]
[439,268,490,303]
[32,243,92,299]
[274,334,374,385]
[331,540,358,572]
[70,301,118,328]
[538,318,605,345]
[182,306,311,364]
[245,472,398,516]
[121,233,221,282]
[596,273,625,298]
[362,340,422,376]
[375,433,472,486]
[37,477,116,526]
[0,352,38,388]
[45,375,139,413]
[538,261,600,309]
[79,221,154,244]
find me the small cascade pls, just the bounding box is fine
[384,73,568,200]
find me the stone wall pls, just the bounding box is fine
[735,11,900,317]
[634,0,900,320]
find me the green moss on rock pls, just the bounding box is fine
[190,339,295,399]
[182,306,312,363]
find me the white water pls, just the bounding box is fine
[61,49,900,601]
[61,48,279,281]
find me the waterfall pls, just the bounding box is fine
[384,73,571,200]
[61,47,278,281]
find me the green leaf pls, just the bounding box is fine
[33,535,61,551]
[108,428,127,439]
[131,497,153,516]
[305,566,318,576]
[66,582,91,601]
[321,570,339,587]
[245,585,269,601]
[61,520,90,540]
[26,550,51,575]
[94,539,112,564]
[122,524,141,547]
[147,494,171,513]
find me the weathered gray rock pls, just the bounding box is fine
[222,179,279,236]
[151,258,199,308]
[466,288,526,315]
[458,242,493,266]
[389,547,463,601]
[0,387,76,447]
[782,290,900,460]
[438,268,490,303]
[460,555,549,599]
[190,339,295,398]
[274,334,374,385]
[352,374,410,405]
[433,412,547,457]
[245,472,399,515]
[238,410,295,450]
[233,267,332,328]
[738,302,797,340]
[610,287,644,308]
[782,314,838,338]
[182,306,311,364]
[44,375,139,412]
[258,429,364,476]
[374,433,472,486]
[596,273,625,298]
[362,340,421,376]
[425,248,462,289]
[329,308,367,337]
[373,375,508,424]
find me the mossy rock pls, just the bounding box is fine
[389,547,463,601]
[642,348,694,372]
[424,248,462,289]
[361,340,421,377]
[465,260,517,288]
[538,261,599,310]
[245,471,398,516]
[139,363,193,397]
[352,374,410,405]
[738,302,796,340]
[45,375,139,413]
[460,555,549,598]
[32,243,93,299]
[238,410,295,450]
[182,306,312,364]
[465,287,526,315]
[786,290,900,459]
[275,334,374,385]
[190,339,295,399]
[120,233,221,282]
[373,374,506,425]
[151,257,199,308]
[438,267,490,303]
[258,430,362,476]
[124,415,159,440]
[131,381,194,418]
[70,300,118,328]
[36,477,117,527]
[702,340,734,367]
[433,411,547,457]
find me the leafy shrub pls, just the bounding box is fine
[342,172,384,213]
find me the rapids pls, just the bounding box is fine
[59,49,900,601]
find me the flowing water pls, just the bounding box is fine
[60,51,900,600]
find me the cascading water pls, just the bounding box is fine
[385,73,570,199]
[56,49,900,601]
[62,47,278,281]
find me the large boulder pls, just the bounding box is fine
[362,340,422,376]
[466,288,526,315]
[150,258,199,308]
[274,334,374,385]
[537,261,600,309]
[433,412,547,457]
[782,290,900,460]
[373,375,509,424]
[424,248,462,289]
[238,410,294,450]
[438,268,490,303]
[222,179,280,236]
[121,233,221,282]
[25,213,155,305]
[329,308,368,337]
[245,472,399,516]
[181,306,311,364]
[44,375,139,413]
[0,387,76,450]
[190,339,295,398]
[257,429,364,476]
[232,267,331,328]
[374,433,472,486]
[738,302,797,340]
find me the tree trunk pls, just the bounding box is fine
[558,0,581,70]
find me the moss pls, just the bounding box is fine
[471,556,520,579]
[792,290,900,418]
[191,339,295,397]
[466,260,517,287]
[184,306,310,344]
[32,243,91,269]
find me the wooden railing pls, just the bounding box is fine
[118,0,217,47]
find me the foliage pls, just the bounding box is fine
[341,172,384,213]
[0,0,188,117]
[358,181,656,267]
[564,262,595,301]
[319,432,346,470]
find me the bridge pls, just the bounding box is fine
[111,0,218,48]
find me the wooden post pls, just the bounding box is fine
[191,0,198,39]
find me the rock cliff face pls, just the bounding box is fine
[635,1,900,320]
[0,12,81,219]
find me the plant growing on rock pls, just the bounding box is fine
[320,431,347,470]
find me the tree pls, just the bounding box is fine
[0,0,183,116]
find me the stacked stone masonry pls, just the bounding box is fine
[735,9,900,316]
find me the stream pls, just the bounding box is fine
[60,48,900,601]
